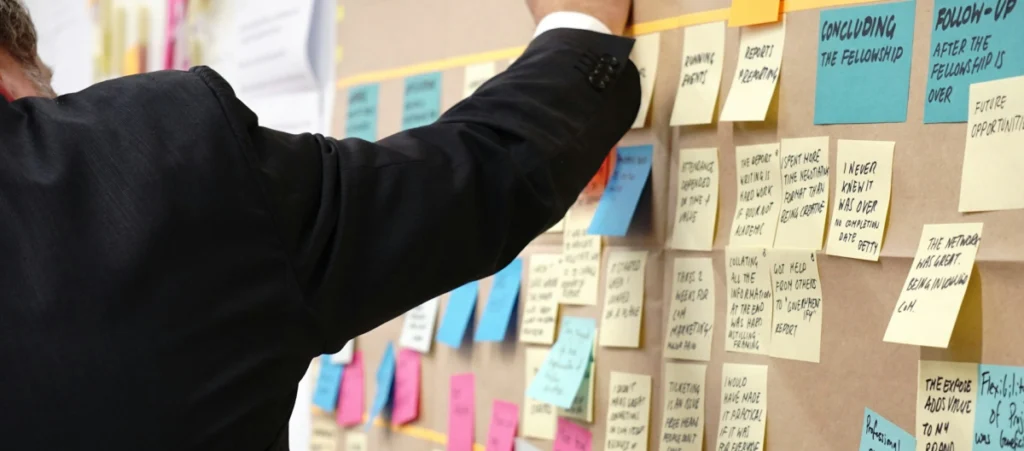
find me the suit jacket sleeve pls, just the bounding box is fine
[201,29,640,353]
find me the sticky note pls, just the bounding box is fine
[561,198,602,305]
[725,248,772,355]
[598,250,649,348]
[475,258,524,342]
[670,22,726,126]
[448,373,476,451]
[605,372,652,451]
[310,416,339,451]
[630,34,661,129]
[721,19,786,122]
[728,0,781,27]
[917,360,978,451]
[555,417,592,451]
[715,364,768,451]
[670,147,719,251]
[526,316,597,408]
[392,348,421,425]
[814,2,915,124]
[825,140,895,261]
[775,137,830,250]
[924,0,1024,123]
[336,351,365,427]
[313,355,344,412]
[463,61,497,99]
[660,363,707,451]
[975,364,1024,449]
[486,400,520,451]
[399,298,439,354]
[768,250,823,363]
[883,223,983,347]
[436,282,479,348]
[345,432,368,451]
[523,347,557,440]
[588,145,654,236]
[367,342,396,429]
[402,72,442,130]
[515,438,544,451]
[664,257,715,361]
[729,143,782,248]
[520,254,560,345]
[584,152,616,198]
[345,83,379,141]
[860,408,914,451]
[960,74,1024,212]
[330,339,355,364]
[558,337,596,423]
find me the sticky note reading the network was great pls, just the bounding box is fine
[924,0,1024,123]
[367,342,397,429]
[449,373,476,451]
[312,356,344,412]
[631,34,661,129]
[814,1,915,124]
[664,257,716,361]
[436,282,479,348]
[916,360,978,451]
[960,74,1024,212]
[599,250,649,348]
[589,145,654,236]
[729,143,782,248]
[346,84,379,141]
[768,250,823,363]
[523,347,557,440]
[825,140,894,261]
[310,416,339,451]
[670,147,719,251]
[526,316,597,409]
[486,401,520,451]
[605,372,653,451]
[463,61,496,99]
[721,19,786,122]
[671,22,726,126]
[555,417,593,451]
[336,351,365,426]
[974,364,1024,449]
[398,298,439,354]
[475,258,523,342]
[883,223,983,348]
[715,364,768,451]
[402,71,442,130]
[725,248,772,355]
[859,408,914,451]
[391,348,421,425]
[561,198,601,305]
[775,137,830,250]
[520,254,560,345]
[660,363,707,451]
[728,0,781,27]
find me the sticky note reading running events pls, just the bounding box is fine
[670,22,726,126]
[730,143,782,248]
[721,19,786,122]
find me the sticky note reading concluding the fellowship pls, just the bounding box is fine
[728,0,781,27]
[664,257,715,361]
[631,34,661,129]
[487,400,520,451]
[402,72,442,130]
[555,417,592,451]
[346,83,379,141]
[449,373,476,451]
[475,258,524,342]
[883,223,983,348]
[815,1,916,124]
[526,317,596,409]
[716,364,768,451]
[924,0,1024,123]
[775,137,830,250]
[310,416,339,451]
[562,198,601,305]
[974,364,1024,450]
[336,351,365,426]
[463,61,497,99]
[398,298,439,354]
[367,342,397,430]
[725,248,773,355]
[670,22,726,126]
[589,145,654,236]
[523,347,557,440]
[660,363,707,451]
[392,348,421,425]
[605,372,653,451]
[859,408,914,451]
[436,281,478,348]
[671,148,719,251]
[520,254,561,345]
[916,360,978,451]
[599,250,648,348]
[730,143,782,248]
[825,140,894,261]
[959,74,1024,212]
[721,20,786,122]
[768,250,823,363]
[313,355,344,412]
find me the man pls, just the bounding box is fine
[0,0,639,449]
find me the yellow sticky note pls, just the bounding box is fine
[917,360,978,451]
[664,257,715,361]
[560,199,601,305]
[630,33,662,129]
[730,143,782,248]
[725,248,772,355]
[599,250,649,348]
[520,254,561,345]
[728,0,781,27]
[720,19,786,122]
[775,137,830,250]
[883,223,983,348]
[715,364,768,451]
[463,61,497,99]
[670,22,726,126]
[522,347,556,440]
[310,416,339,451]
[346,432,368,451]
[605,372,653,451]
[959,74,1024,212]
[660,363,707,451]
[670,148,719,251]
[825,140,894,261]
[557,338,596,422]
[768,250,823,363]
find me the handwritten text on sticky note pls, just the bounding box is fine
[725,248,773,355]
[661,363,707,451]
[768,250,823,363]
[916,360,977,451]
[664,257,715,361]
[520,254,561,344]
[715,364,768,451]
[730,143,782,248]
[825,140,894,261]
[671,22,726,126]
[526,317,596,408]
[599,250,648,348]
[775,137,830,250]
[671,148,719,251]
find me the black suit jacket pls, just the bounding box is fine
[0,29,639,449]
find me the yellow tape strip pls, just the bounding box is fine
[337,46,525,88]
[361,413,486,451]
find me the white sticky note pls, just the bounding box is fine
[670,22,726,126]
[330,340,355,364]
[720,19,786,122]
[398,298,440,354]
[630,33,662,129]
[463,61,497,99]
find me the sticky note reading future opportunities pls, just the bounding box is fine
[728,0,781,27]
[959,74,1024,212]
[398,298,439,354]
[671,148,719,251]
[721,19,786,122]
[336,351,365,426]
[775,137,830,250]
[520,254,561,345]
[660,363,707,451]
[463,61,496,99]
[814,1,916,124]
[670,22,726,126]
[664,257,715,361]
[555,417,593,451]
[589,145,654,236]
[526,316,597,409]
[768,250,824,363]
[974,364,1024,450]
[345,83,379,141]
[716,364,768,451]
[561,198,601,305]
[367,342,397,430]
[630,34,661,129]
[487,400,520,451]
[312,356,344,412]
[924,0,1024,123]
[436,281,478,348]
[825,140,894,261]
[730,143,782,248]
[523,347,557,440]
[402,72,442,130]
[392,348,421,425]
[859,408,914,451]
[916,360,978,451]
[599,250,648,348]
[475,258,524,342]
[449,373,476,451]
[725,248,773,355]
[883,223,983,348]
[605,372,652,451]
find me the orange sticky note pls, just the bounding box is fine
[728,0,781,27]
[583,149,617,198]
[392,348,421,425]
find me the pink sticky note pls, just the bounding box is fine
[554,417,592,451]
[485,400,519,451]
[336,351,365,426]
[392,348,421,425]
[448,373,475,451]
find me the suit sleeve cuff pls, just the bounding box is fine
[533,11,612,38]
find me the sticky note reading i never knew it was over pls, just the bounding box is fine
[526,316,597,408]
[974,364,1024,449]
[716,364,768,451]
[670,22,726,126]
[883,223,983,348]
[475,258,524,342]
[367,342,397,430]
[721,19,786,122]
[392,348,421,425]
[605,372,652,451]
[449,373,476,451]
[670,147,719,251]
[730,143,782,248]
[562,198,601,305]
[859,408,914,451]
[959,74,1024,212]
[664,257,715,361]
[402,72,442,130]
[768,250,823,363]
[436,281,478,348]
[631,34,661,129]
[775,137,830,250]
[825,140,894,261]
[725,248,772,355]
[917,360,977,451]
[312,356,344,412]
[336,351,365,426]
[463,61,496,99]
[523,347,557,440]
[486,400,520,451]
[599,250,649,348]
[520,254,560,345]
[398,298,439,354]
[660,363,707,451]
[345,83,379,141]
[589,145,654,237]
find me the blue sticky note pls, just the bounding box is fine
[345,83,379,141]
[924,0,1024,123]
[366,342,396,429]
[859,407,914,451]
[312,355,344,412]
[814,1,916,124]
[974,364,1024,449]
[436,281,479,348]
[525,316,596,409]
[402,72,442,130]
[474,258,524,342]
[587,145,653,236]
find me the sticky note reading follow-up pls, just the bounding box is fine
[526,316,596,409]
[721,19,786,122]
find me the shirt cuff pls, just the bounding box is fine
[533,11,612,38]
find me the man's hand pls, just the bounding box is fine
[527,0,632,35]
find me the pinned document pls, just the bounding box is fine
[526,317,597,408]
[402,72,442,130]
[588,145,654,236]
[436,282,479,348]
[721,19,786,122]
[631,34,661,129]
[475,258,524,342]
[366,342,396,429]
[670,22,726,126]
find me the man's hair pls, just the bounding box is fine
[0,0,54,96]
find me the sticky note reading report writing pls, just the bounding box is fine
[336,351,364,426]
[312,356,344,412]
[436,281,478,348]
[520,254,560,345]
[487,400,520,451]
[715,364,768,451]
[721,19,786,122]
[345,83,379,141]
[367,342,396,429]
[555,417,592,451]
[631,34,661,129]
[391,348,420,425]
[664,257,715,362]
[589,145,654,236]
[605,372,653,451]
[725,248,773,355]
[463,61,496,99]
[825,140,894,261]
[523,347,557,440]
[475,258,524,342]
[917,360,978,451]
[526,316,596,408]
[959,74,1024,212]
[775,137,830,250]
[883,223,983,348]
[768,250,823,363]
[398,297,439,354]
[561,198,601,305]
[974,364,1024,450]
[402,71,442,130]
[599,250,648,348]
[449,373,476,451]
[670,22,726,126]
[670,147,719,251]
[859,408,914,451]
[660,363,707,451]
[730,143,782,248]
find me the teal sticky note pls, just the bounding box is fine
[311,355,344,412]
[588,145,653,236]
[974,364,1024,449]
[345,83,379,141]
[402,72,442,130]
[814,1,916,124]
[525,316,596,409]
[924,0,1024,123]
[859,407,914,451]
[473,258,524,342]
[436,281,479,348]
[366,342,396,430]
